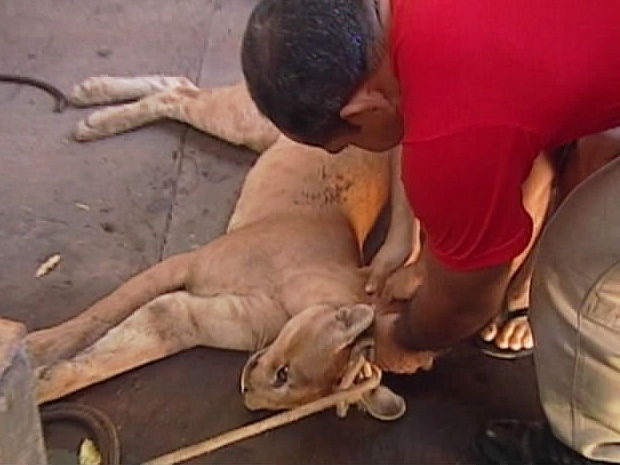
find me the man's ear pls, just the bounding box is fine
[340,88,392,123]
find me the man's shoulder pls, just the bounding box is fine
[401,125,542,156]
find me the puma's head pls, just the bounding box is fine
[240,303,405,421]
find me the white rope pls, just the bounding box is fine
[144,360,381,465]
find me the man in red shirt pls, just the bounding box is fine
[241,0,620,463]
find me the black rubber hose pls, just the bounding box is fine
[40,402,121,464]
[0,74,69,112]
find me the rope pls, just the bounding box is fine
[143,360,381,465]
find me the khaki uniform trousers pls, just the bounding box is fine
[531,156,620,462]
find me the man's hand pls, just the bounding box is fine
[365,148,417,295]
[383,246,512,351]
[378,262,424,304]
[373,313,436,374]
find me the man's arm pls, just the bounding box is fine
[374,128,540,368]
[374,244,512,371]
[400,245,511,350]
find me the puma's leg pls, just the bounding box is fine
[171,84,280,152]
[69,75,197,106]
[74,82,280,153]
[26,252,192,368]
[35,291,288,404]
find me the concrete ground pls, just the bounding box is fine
[0,1,543,463]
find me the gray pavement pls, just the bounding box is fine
[0,1,543,463]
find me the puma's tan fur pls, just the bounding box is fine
[26,76,554,416]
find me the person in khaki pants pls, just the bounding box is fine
[475,131,620,464]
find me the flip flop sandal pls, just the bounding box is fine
[41,402,121,465]
[475,308,533,360]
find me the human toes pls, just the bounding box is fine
[479,321,498,342]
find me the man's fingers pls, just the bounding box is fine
[380,267,423,303]
[364,266,388,296]
[364,276,379,294]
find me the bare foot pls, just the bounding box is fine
[479,309,534,353]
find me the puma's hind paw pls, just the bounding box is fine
[74,117,106,141]
[69,76,111,106]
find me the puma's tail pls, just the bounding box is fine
[26,252,193,367]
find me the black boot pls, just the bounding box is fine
[474,420,614,465]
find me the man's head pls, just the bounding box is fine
[242,0,402,153]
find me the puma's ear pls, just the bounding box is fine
[361,385,406,421]
[340,88,391,122]
[333,304,375,351]
[240,347,266,393]
[347,332,407,421]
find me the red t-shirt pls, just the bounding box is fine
[390,0,620,270]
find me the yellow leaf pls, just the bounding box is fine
[78,438,102,465]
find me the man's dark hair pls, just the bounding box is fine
[241,0,380,146]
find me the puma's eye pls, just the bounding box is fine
[275,364,289,386]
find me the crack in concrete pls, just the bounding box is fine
[158,0,219,260]
[158,130,188,261]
